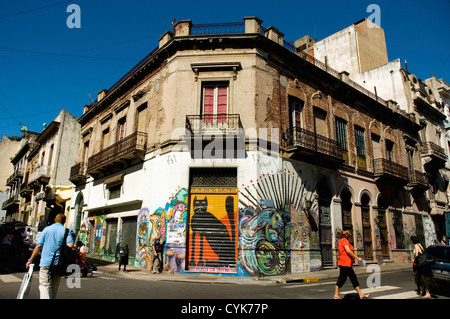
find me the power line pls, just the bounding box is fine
[0,110,60,121]
[0,46,139,61]
[0,1,68,20]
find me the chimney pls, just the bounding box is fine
[98,89,107,101]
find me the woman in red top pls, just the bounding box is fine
[334,230,370,299]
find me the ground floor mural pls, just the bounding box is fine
[136,188,188,273]
[72,156,440,277]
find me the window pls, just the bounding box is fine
[335,118,348,151]
[101,127,110,150]
[202,82,228,123]
[117,116,126,142]
[354,125,366,157]
[386,140,394,162]
[371,133,381,159]
[290,98,304,128]
[108,183,121,200]
[83,141,89,164]
[48,144,54,167]
[136,103,148,133]
[40,151,45,166]
[313,107,327,137]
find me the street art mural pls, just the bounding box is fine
[238,206,287,276]
[236,166,325,276]
[423,215,437,247]
[93,215,106,256]
[188,189,237,273]
[136,188,188,273]
[164,188,188,273]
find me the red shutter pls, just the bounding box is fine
[203,87,214,123]
[217,86,228,123]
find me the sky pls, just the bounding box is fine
[0,0,449,138]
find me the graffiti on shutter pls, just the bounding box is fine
[188,188,238,273]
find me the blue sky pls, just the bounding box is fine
[0,0,449,137]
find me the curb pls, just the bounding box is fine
[89,258,413,285]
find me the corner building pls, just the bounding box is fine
[69,17,432,276]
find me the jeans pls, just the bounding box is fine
[39,267,61,299]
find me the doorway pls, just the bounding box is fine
[361,194,373,260]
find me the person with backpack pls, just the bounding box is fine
[26,213,74,299]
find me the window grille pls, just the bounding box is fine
[335,118,348,151]
[354,126,366,157]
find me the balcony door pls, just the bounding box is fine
[202,82,228,133]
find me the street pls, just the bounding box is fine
[1,268,449,300]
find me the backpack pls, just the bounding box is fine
[49,228,77,276]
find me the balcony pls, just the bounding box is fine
[2,194,19,210]
[284,127,343,166]
[373,159,409,186]
[6,168,25,186]
[407,170,430,191]
[69,162,88,186]
[185,114,245,159]
[186,114,244,137]
[421,141,447,170]
[86,131,147,179]
[28,165,51,187]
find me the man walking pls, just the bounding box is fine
[26,213,74,299]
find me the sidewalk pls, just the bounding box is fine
[88,258,413,285]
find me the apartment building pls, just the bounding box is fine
[20,110,80,228]
[1,129,39,222]
[68,17,431,276]
[309,18,448,248]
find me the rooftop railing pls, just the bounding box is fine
[191,22,245,35]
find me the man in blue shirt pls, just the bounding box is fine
[27,213,74,299]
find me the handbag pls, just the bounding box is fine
[414,244,434,267]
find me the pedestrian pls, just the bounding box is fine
[410,235,435,299]
[26,214,74,299]
[334,230,370,299]
[151,233,163,274]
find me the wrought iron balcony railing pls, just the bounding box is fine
[86,131,147,175]
[286,127,343,160]
[373,158,409,183]
[191,22,245,35]
[185,114,243,136]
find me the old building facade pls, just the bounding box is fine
[68,17,437,276]
[310,18,449,249]
[1,130,37,222]
[18,110,80,228]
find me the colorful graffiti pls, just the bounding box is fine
[136,188,188,273]
[237,166,323,276]
[188,190,237,273]
[93,215,106,256]
[238,206,287,276]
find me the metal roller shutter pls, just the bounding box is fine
[188,168,238,273]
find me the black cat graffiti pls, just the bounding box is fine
[190,196,235,268]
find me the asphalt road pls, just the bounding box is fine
[2,268,449,300]
[2,268,449,317]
